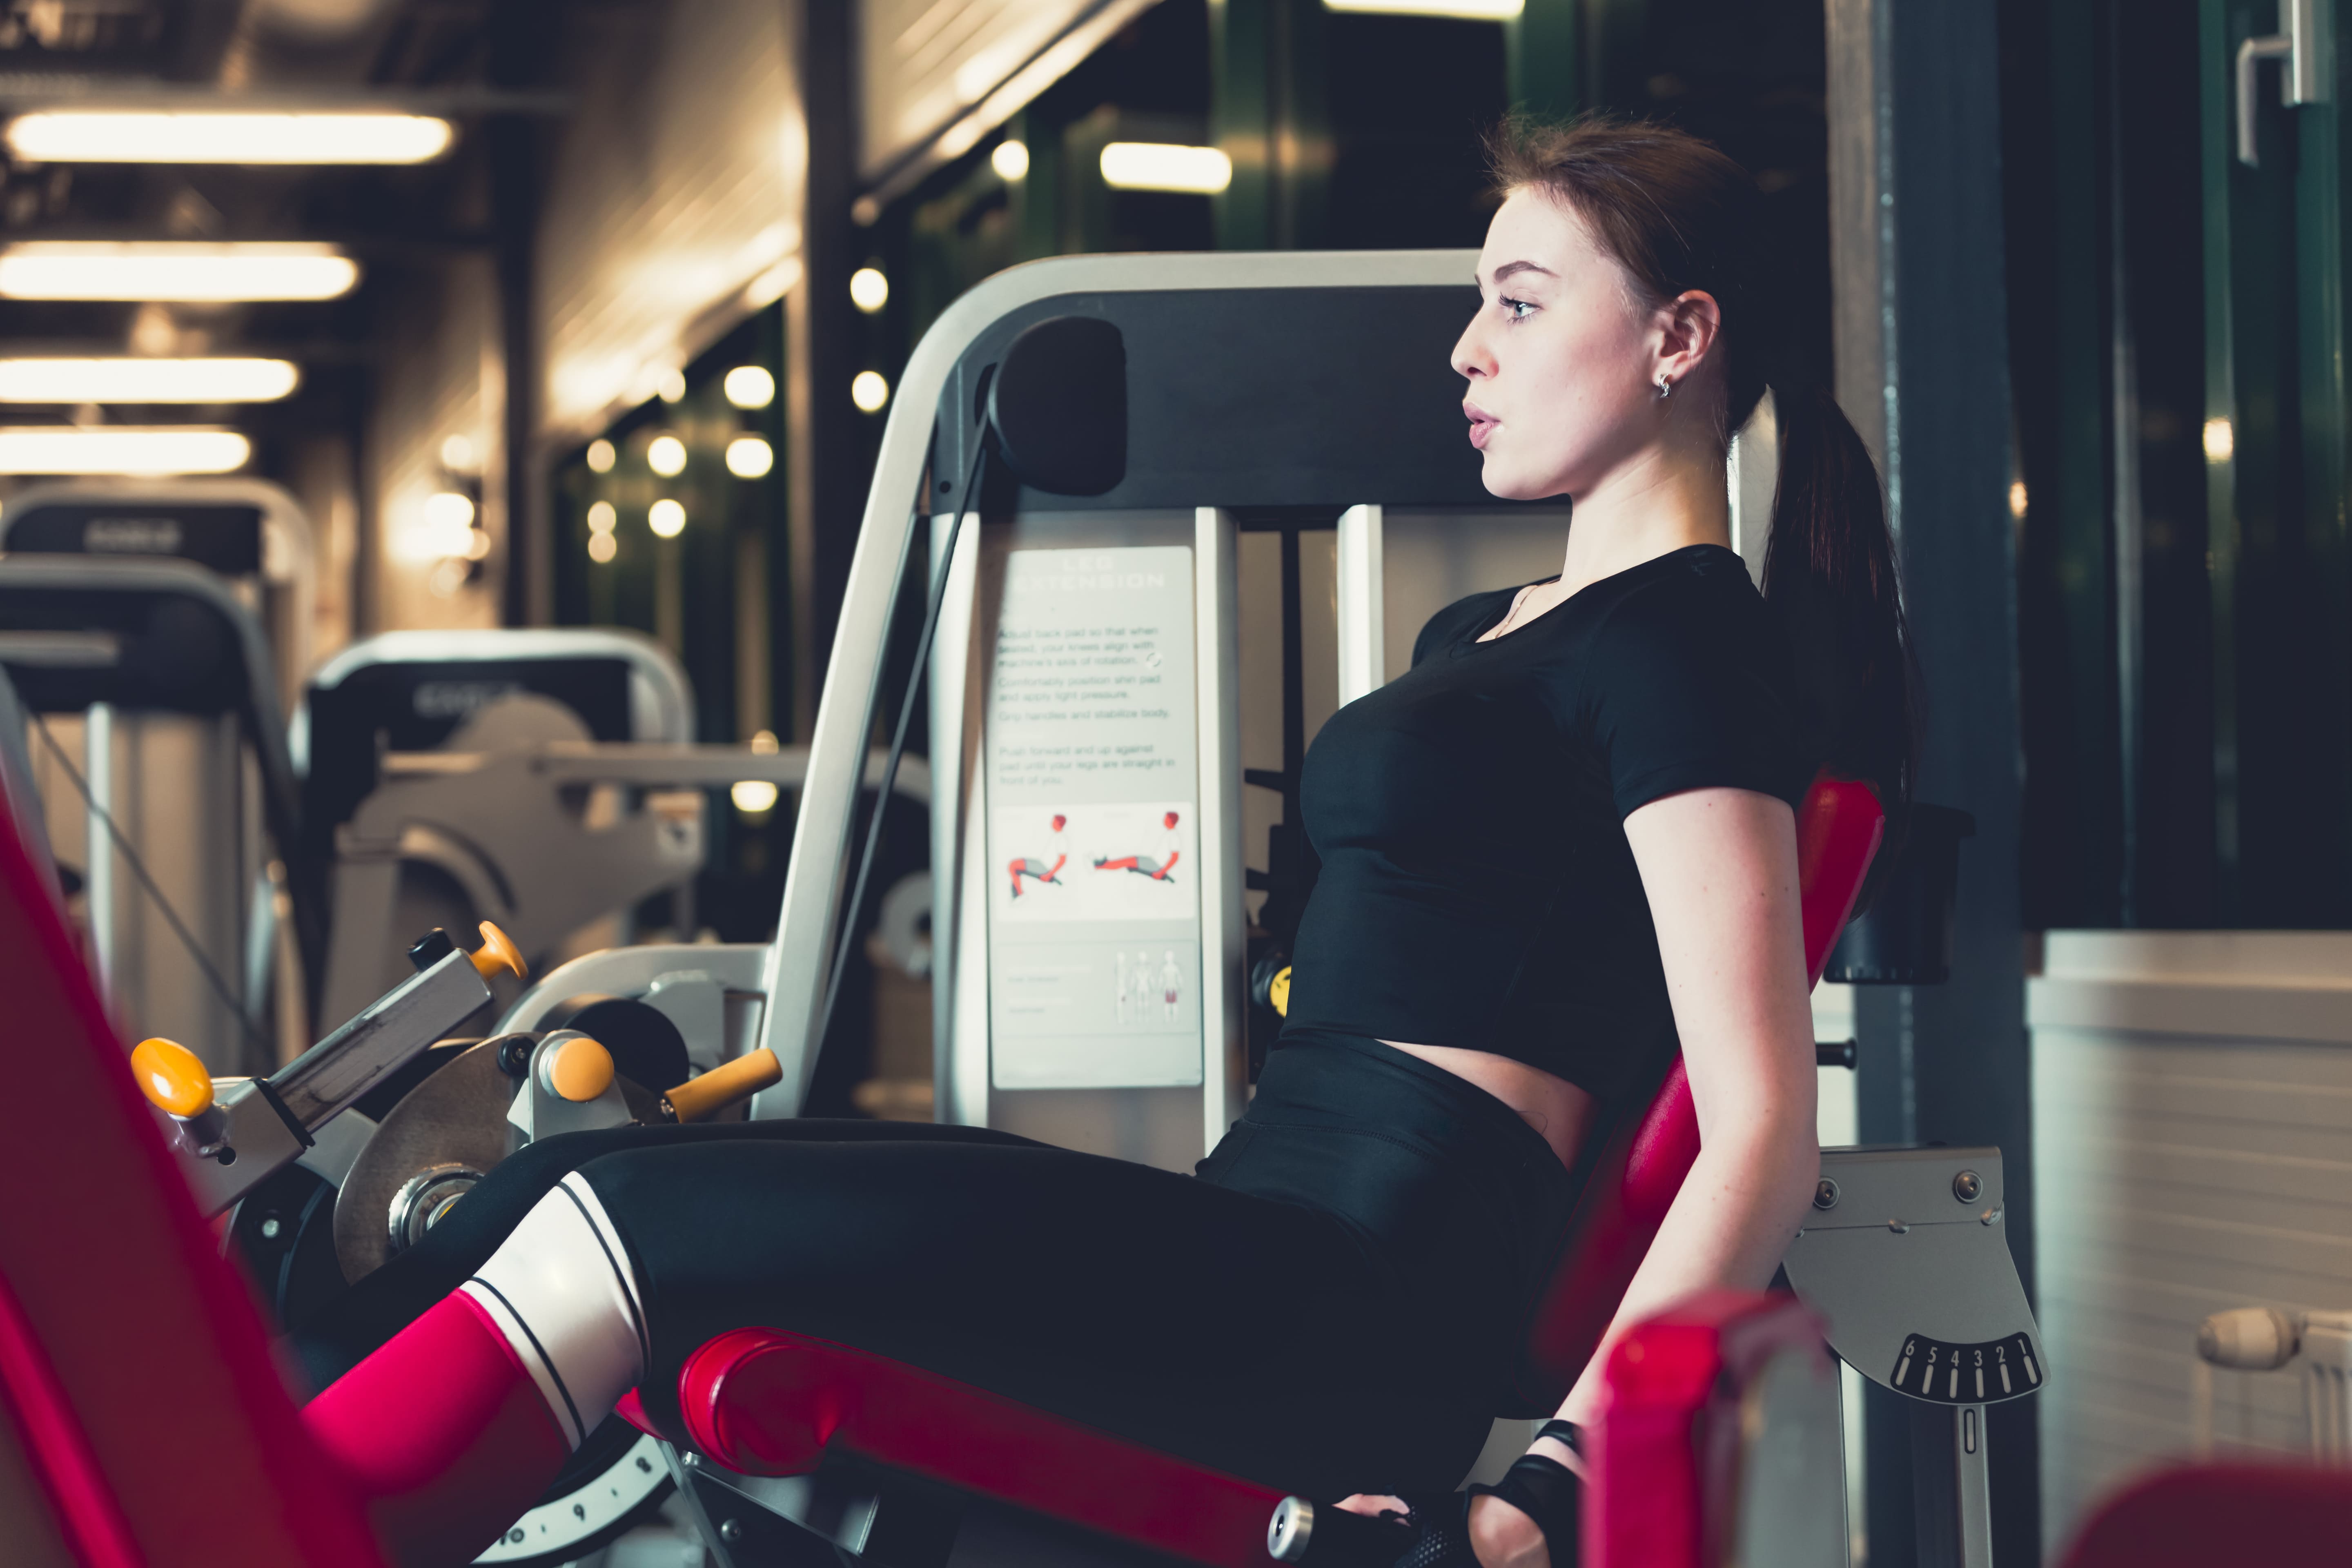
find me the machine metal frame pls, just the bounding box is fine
[757,249,1475,1126]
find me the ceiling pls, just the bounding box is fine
[0,0,566,456]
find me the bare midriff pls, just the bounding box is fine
[1379,1040,1598,1171]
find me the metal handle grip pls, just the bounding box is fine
[2238,0,2330,168]
[662,1048,784,1123]
[2239,33,2294,167]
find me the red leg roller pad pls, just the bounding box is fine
[680,1327,1285,1568]
[303,1292,571,1567]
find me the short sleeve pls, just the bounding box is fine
[1586,573,1809,819]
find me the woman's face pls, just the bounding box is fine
[1451,187,1664,502]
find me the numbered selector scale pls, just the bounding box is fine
[1890,1331,2042,1404]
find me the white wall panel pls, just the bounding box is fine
[2030,931,2352,1557]
[537,0,801,441]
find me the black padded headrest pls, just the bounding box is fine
[985,315,1128,497]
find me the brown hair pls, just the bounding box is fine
[1489,114,1916,810]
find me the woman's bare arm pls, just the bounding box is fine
[1564,784,1822,1413]
[1469,786,1822,1567]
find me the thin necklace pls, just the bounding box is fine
[1486,582,1541,641]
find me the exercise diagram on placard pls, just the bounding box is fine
[994,802,1196,920]
[983,544,1205,1089]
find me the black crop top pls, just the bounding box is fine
[1281,543,1813,1101]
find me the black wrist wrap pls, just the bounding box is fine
[1393,1491,1477,1568]
[1470,1450,1582,1566]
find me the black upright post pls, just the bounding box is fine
[1279,528,1305,824]
[1210,0,1329,252]
[1837,2,2035,1564]
[488,2,555,628]
[791,0,862,738]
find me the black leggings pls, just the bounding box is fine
[292,1033,1574,1500]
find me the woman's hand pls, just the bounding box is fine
[1333,1492,1552,1568]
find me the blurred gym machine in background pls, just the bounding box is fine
[2,478,318,710]
[296,628,699,1023]
[0,480,323,1071]
[0,545,320,1076]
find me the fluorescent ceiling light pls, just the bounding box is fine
[0,357,298,403]
[5,111,454,165]
[0,243,359,302]
[1099,143,1233,195]
[1321,0,1522,16]
[0,426,250,475]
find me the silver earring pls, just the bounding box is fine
[1656,376,1673,401]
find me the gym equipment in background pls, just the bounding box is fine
[297,628,697,1024]
[0,477,319,713]
[0,555,323,1071]
[297,629,932,1029]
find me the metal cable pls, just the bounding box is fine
[30,708,275,1063]
[815,434,990,1055]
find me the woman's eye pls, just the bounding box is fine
[1500,296,1537,321]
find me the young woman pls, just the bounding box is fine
[296,116,1910,1568]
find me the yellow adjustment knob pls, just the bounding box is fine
[469,921,528,982]
[542,1036,615,1103]
[1268,965,1291,1018]
[131,1038,213,1119]
[663,1049,784,1124]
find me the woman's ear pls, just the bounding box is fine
[1655,289,1724,384]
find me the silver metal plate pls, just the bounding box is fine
[1782,1146,2045,1403]
[332,1041,515,1283]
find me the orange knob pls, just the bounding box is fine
[131,1037,213,1119]
[662,1049,783,1124]
[469,921,528,982]
[542,1035,615,1104]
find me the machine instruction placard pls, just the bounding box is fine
[984,546,1203,1089]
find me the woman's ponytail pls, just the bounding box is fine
[1762,384,1916,811]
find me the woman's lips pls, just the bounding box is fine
[1464,402,1499,450]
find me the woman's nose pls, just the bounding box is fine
[1450,316,1491,381]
